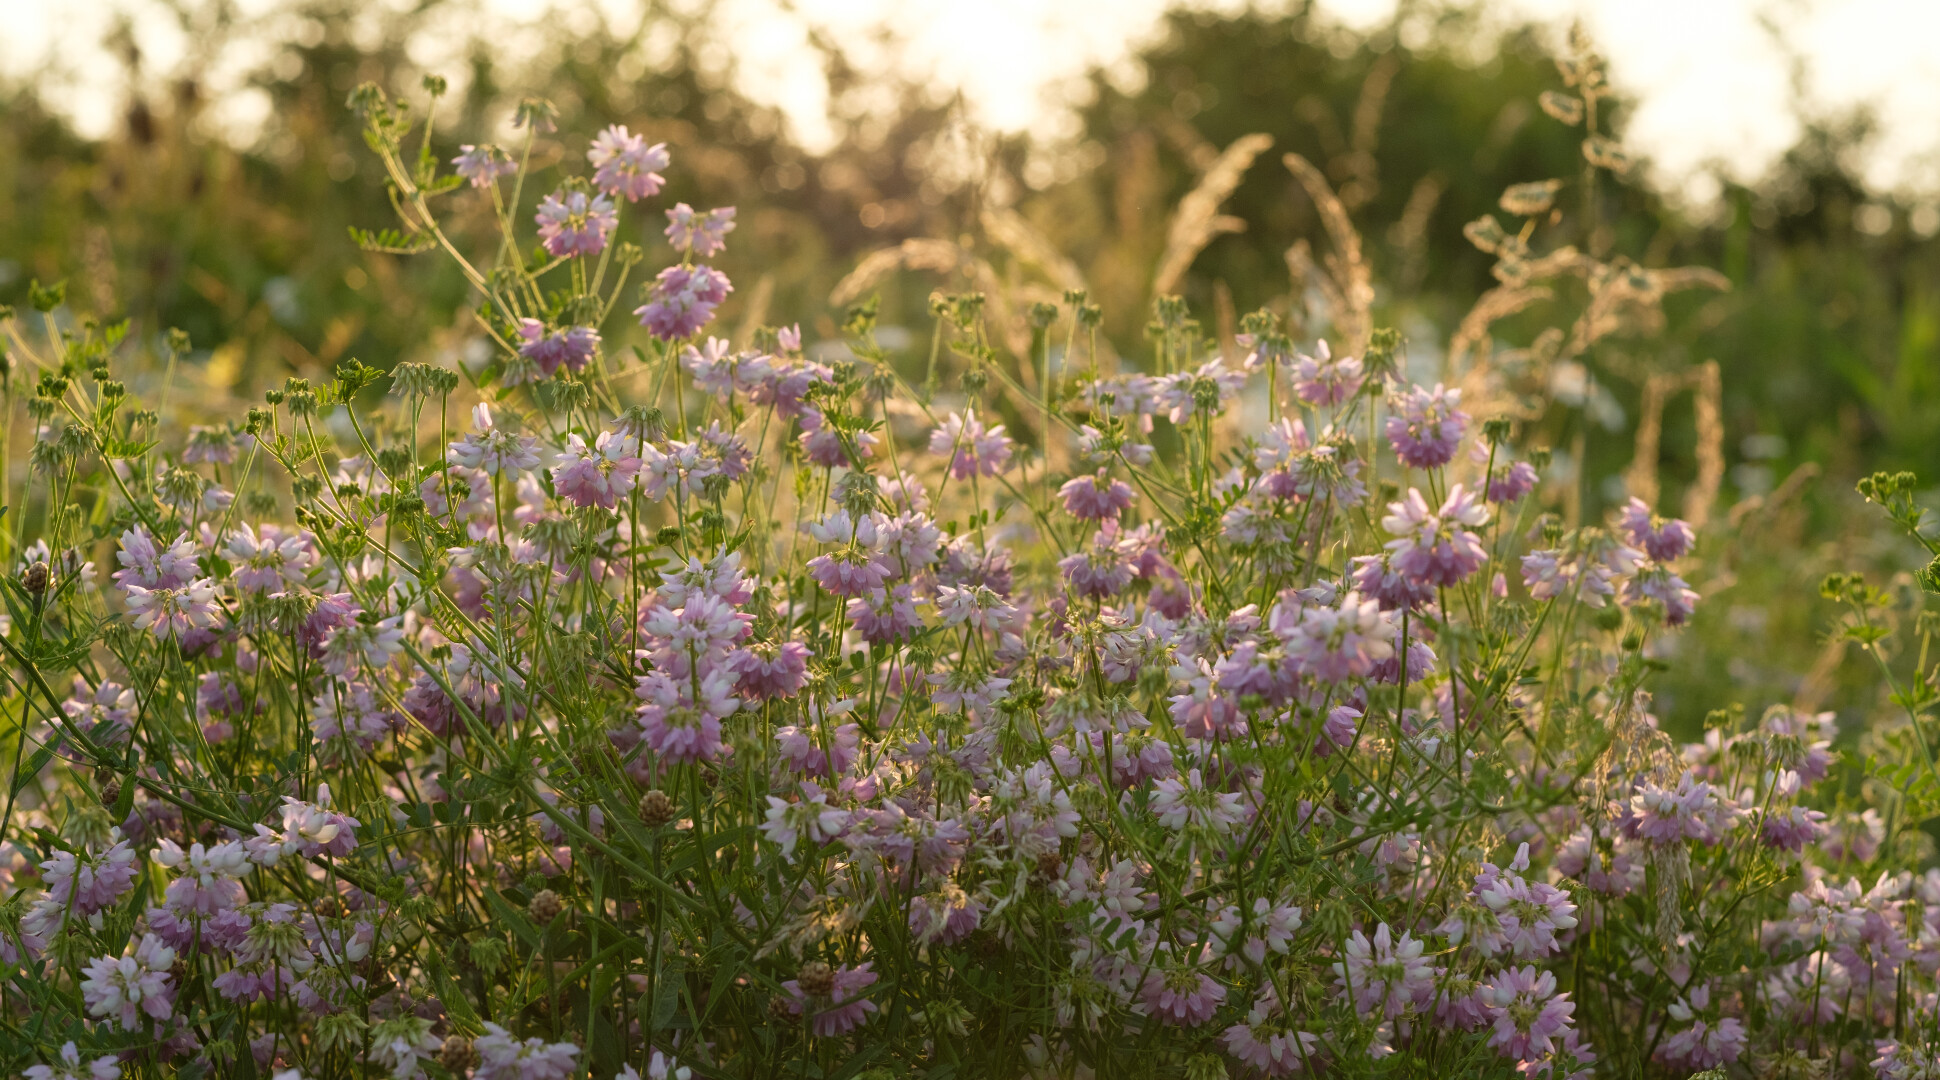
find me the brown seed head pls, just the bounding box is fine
[528,888,563,923]
[22,562,48,596]
[639,789,675,827]
[797,960,835,997]
[439,1035,477,1072]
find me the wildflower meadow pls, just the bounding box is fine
[2,26,1938,1080]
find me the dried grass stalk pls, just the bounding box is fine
[980,205,1087,294]
[1449,285,1552,374]
[1283,152,1374,357]
[830,239,1041,358]
[733,273,774,351]
[1623,360,1725,528]
[1151,133,1275,297]
[1685,359,1724,528]
[1626,371,1673,506]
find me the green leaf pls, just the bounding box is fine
[11,746,54,799]
[484,888,542,949]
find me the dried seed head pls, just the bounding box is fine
[439,1035,477,1072]
[639,789,676,828]
[768,994,797,1021]
[529,889,564,924]
[99,781,121,808]
[1033,850,1063,881]
[22,561,48,596]
[796,960,835,998]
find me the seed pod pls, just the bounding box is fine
[639,789,675,828]
[796,960,834,998]
[528,889,563,923]
[439,1035,477,1072]
[1033,850,1063,882]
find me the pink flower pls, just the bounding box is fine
[847,583,921,644]
[225,524,316,591]
[1210,897,1304,966]
[472,1022,580,1080]
[1282,591,1394,683]
[933,584,1017,632]
[762,783,850,859]
[908,885,983,945]
[124,579,223,637]
[1385,383,1468,469]
[1489,460,1540,503]
[587,125,669,201]
[1617,496,1695,561]
[1620,771,1730,846]
[1314,705,1360,756]
[1350,553,1435,612]
[636,264,732,341]
[1382,484,1489,587]
[534,189,616,257]
[1059,471,1135,521]
[1333,923,1434,1019]
[1140,965,1227,1026]
[1762,804,1831,853]
[808,548,890,598]
[1151,769,1248,835]
[1291,339,1364,406]
[1480,966,1573,1060]
[40,839,139,916]
[80,934,177,1031]
[664,203,736,257]
[23,1041,120,1080]
[1222,988,1320,1076]
[113,526,199,590]
[779,961,880,1037]
[513,319,599,379]
[1654,987,1746,1071]
[775,715,861,778]
[730,641,811,700]
[1516,1026,1597,1080]
[928,408,1014,479]
[452,144,515,187]
[634,667,739,764]
[1059,528,1136,599]
[551,431,643,509]
[449,404,542,475]
[1624,567,1699,625]
[318,615,403,677]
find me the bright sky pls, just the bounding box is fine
[4,0,1939,201]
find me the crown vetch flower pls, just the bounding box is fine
[452,144,515,188]
[664,203,736,257]
[1480,966,1573,1060]
[534,189,617,257]
[1334,923,1434,1019]
[587,124,669,201]
[1383,484,1490,587]
[1385,383,1468,469]
[80,934,177,1031]
[929,408,1014,479]
[636,264,732,341]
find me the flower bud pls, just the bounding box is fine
[22,561,47,596]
